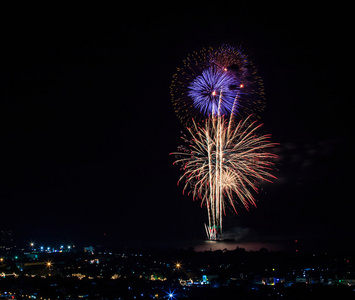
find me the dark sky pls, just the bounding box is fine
[0,4,352,248]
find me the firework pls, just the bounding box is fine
[172,115,277,240]
[170,45,265,126]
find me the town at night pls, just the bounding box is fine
[0,2,352,299]
[1,234,355,299]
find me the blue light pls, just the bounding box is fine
[202,275,208,283]
[165,289,176,299]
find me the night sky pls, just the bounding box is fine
[0,4,352,249]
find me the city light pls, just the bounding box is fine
[0,242,354,297]
[166,289,176,299]
[174,262,181,270]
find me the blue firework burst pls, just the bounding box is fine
[188,66,241,116]
[171,45,265,126]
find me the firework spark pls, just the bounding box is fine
[172,115,277,240]
[170,45,265,127]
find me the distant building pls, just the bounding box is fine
[0,230,14,250]
[295,276,307,283]
[180,279,193,286]
[84,246,95,254]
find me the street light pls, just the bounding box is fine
[174,261,182,271]
[166,289,176,299]
[46,261,52,276]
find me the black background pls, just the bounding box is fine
[0,3,352,248]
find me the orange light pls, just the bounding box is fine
[211,90,217,96]
[240,83,244,88]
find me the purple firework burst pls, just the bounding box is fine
[188,66,241,116]
[171,45,265,126]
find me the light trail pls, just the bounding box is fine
[172,111,277,240]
